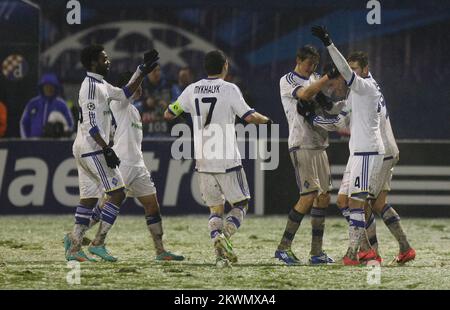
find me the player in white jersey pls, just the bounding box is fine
[86,72,185,261]
[311,26,415,265]
[304,79,415,264]
[64,45,159,262]
[275,46,339,265]
[164,50,272,267]
[312,25,387,265]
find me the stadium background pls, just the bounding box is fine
[0,0,449,216]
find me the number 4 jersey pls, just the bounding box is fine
[169,78,255,173]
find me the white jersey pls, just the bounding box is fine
[279,71,329,150]
[174,78,254,173]
[314,98,398,157]
[379,97,399,157]
[109,99,145,167]
[73,72,130,156]
[346,72,385,155]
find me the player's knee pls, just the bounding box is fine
[233,199,249,212]
[107,187,126,204]
[297,191,317,212]
[371,200,385,215]
[79,198,98,208]
[209,205,224,216]
[336,195,348,210]
[140,194,160,214]
[317,192,330,207]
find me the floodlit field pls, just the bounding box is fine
[0,215,449,289]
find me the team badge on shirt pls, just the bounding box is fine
[304,181,310,189]
[87,102,95,111]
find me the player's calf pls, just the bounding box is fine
[224,200,248,238]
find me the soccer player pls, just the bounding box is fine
[163,50,272,267]
[311,25,388,265]
[64,45,159,262]
[301,60,415,264]
[275,45,337,265]
[88,72,184,261]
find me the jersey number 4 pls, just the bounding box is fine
[354,177,360,188]
[195,97,217,128]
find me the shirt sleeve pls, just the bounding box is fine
[230,84,254,119]
[280,76,302,99]
[104,81,131,102]
[346,74,379,96]
[312,109,349,131]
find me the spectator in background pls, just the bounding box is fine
[171,67,194,101]
[20,73,74,138]
[0,100,6,137]
[138,65,173,137]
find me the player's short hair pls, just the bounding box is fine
[80,45,105,71]
[204,50,227,75]
[347,51,369,69]
[296,45,320,63]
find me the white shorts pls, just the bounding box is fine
[75,152,125,199]
[369,154,399,199]
[197,166,251,207]
[120,165,157,198]
[338,159,351,196]
[339,153,384,201]
[289,147,332,195]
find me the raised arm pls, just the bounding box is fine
[311,26,353,84]
[296,75,330,101]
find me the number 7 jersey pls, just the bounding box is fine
[172,78,255,173]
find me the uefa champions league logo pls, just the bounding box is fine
[42,21,228,78]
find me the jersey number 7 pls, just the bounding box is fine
[195,97,217,128]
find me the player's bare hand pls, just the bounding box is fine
[311,25,332,46]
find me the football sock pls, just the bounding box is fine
[72,205,92,251]
[92,202,120,245]
[208,213,223,240]
[88,203,102,229]
[310,207,326,256]
[340,206,350,223]
[145,213,164,254]
[278,208,305,251]
[347,208,365,259]
[365,210,378,252]
[224,204,248,238]
[381,204,410,253]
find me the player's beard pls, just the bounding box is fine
[97,65,109,77]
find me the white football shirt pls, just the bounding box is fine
[345,72,385,155]
[174,78,254,173]
[73,72,130,156]
[109,99,145,167]
[279,71,329,150]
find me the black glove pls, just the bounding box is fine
[315,91,333,111]
[103,146,121,169]
[296,99,316,125]
[323,62,340,79]
[311,25,332,46]
[139,49,159,74]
